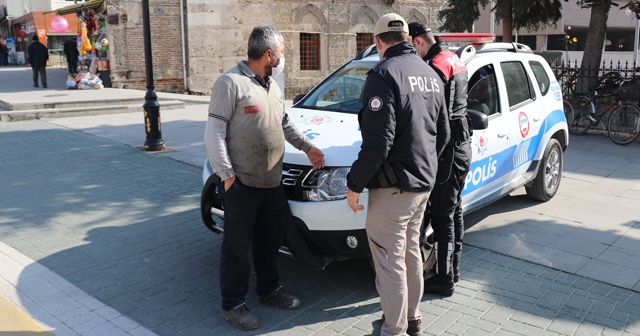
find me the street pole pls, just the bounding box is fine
[141,0,166,151]
[635,13,640,70]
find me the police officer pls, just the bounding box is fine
[346,14,450,336]
[409,22,472,297]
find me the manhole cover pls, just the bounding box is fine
[43,94,69,97]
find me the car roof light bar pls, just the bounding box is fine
[436,33,496,44]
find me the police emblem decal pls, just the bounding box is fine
[369,97,383,111]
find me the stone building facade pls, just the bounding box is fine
[101,0,444,97]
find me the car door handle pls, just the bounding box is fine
[497,133,508,139]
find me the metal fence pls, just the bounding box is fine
[552,59,640,106]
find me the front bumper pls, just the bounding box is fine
[288,215,370,262]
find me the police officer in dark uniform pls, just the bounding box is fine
[409,22,473,297]
[346,14,449,336]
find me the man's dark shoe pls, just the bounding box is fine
[33,84,38,87]
[258,285,301,309]
[408,319,422,336]
[43,85,47,88]
[380,315,421,335]
[221,304,259,331]
[424,275,455,297]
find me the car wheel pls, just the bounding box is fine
[201,174,224,233]
[525,138,563,201]
[421,225,436,278]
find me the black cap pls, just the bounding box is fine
[408,22,431,39]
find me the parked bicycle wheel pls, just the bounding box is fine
[608,102,640,145]
[570,96,594,135]
[563,99,575,126]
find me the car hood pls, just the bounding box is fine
[284,107,362,167]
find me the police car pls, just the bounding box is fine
[201,34,569,270]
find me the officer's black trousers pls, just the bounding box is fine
[424,137,472,280]
[219,179,286,310]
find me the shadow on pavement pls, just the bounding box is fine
[2,120,640,335]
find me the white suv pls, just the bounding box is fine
[201,37,569,270]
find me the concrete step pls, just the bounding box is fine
[5,96,190,111]
[0,100,186,122]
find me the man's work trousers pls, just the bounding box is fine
[367,187,430,336]
[219,179,286,310]
[32,66,47,87]
[425,137,472,279]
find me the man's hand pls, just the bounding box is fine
[306,146,325,170]
[224,176,236,191]
[347,189,365,213]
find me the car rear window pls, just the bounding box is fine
[529,61,551,96]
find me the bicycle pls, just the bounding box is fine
[570,80,640,145]
[563,98,574,127]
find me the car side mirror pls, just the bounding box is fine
[467,109,489,130]
[293,93,306,105]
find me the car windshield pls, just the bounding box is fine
[296,62,374,114]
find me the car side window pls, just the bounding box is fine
[468,64,500,117]
[500,61,534,107]
[529,61,550,96]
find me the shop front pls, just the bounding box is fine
[8,11,79,65]
[45,0,111,88]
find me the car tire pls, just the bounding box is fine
[525,138,563,202]
[421,227,436,279]
[201,174,224,233]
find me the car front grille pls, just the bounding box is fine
[282,163,311,201]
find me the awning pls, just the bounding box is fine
[48,0,105,15]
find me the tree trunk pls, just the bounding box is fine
[502,2,513,42]
[577,3,610,94]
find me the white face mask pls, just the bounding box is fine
[272,57,285,77]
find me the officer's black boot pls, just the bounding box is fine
[424,241,455,297]
[453,245,462,283]
[453,255,460,283]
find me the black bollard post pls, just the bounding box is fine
[141,0,166,151]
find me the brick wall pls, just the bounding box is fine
[106,0,185,92]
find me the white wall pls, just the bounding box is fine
[2,0,52,16]
[50,0,88,11]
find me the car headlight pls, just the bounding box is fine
[300,167,350,201]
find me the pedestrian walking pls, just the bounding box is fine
[27,35,48,88]
[409,22,473,297]
[63,36,79,75]
[346,14,450,336]
[204,26,325,331]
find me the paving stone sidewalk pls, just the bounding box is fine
[1,120,640,335]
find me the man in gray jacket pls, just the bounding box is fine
[204,26,325,331]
